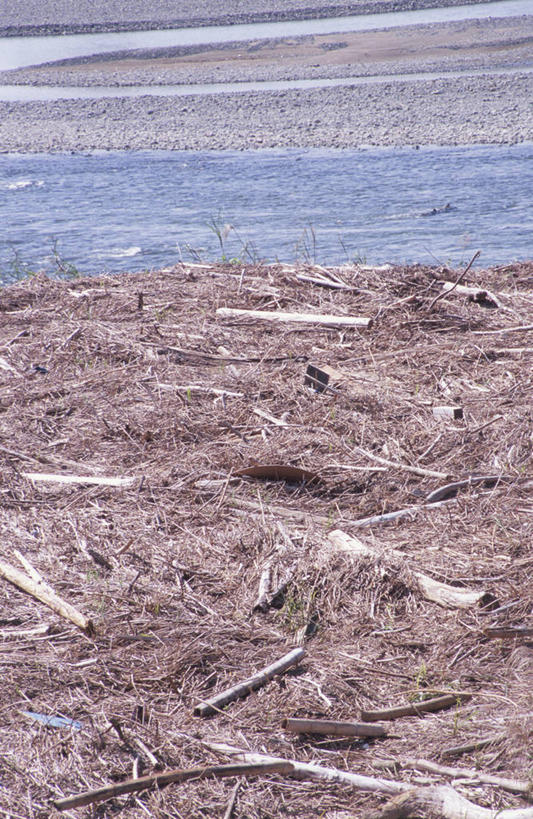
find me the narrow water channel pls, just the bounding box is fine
[0,0,530,72]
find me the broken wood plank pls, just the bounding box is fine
[0,556,93,634]
[54,761,293,811]
[360,694,470,722]
[194,647,305,717]
[23,472,135,487]
[216,307,372,329]
[432,406,464,421]
[328,530,490,609]
[282,717,387,738]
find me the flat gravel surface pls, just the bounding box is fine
[0,1,531,152]
[0,0,492,34]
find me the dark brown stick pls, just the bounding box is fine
[194,647,305,717]
[361,694,470,722]
[282,717,387,738]
[54,761,293,811]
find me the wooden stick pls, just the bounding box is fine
[365,784,533,819]
[223,780,241,819]
[252,564,272,612]
[360,694,469,723]
[441,281,501,308]
[54,761,293,811]
[355,447,450,480]
[296,273,352,290]
[207,742,408,795]
[483,626,533,639]
[472,323,533,335]
[282,717,387,738]
[216,307,372,329]
[425,475,509,503]
[348,499,455,528]
[194,647,305,717]
[402,758,530,795]
[0,557,93,634]
[23,472,135,487]
[440,733,506,759]
[328,530,488,609]
[427,251,481,312]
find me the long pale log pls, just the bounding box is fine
[282,717,387,738]
[360,695,470,723]
[23,472,135,487]
[403,758,530,795]
[0,557,93,634]
[216,307,372,329]
[54,761,293,811]
[207,742,407,795]
[365,784,533,819]
[328,530,488,609]
[194,647,305,716]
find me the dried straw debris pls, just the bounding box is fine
[0,259,532,817]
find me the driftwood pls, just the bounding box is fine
[441,281,502,308]
[252,563,272,612]
[207,742,407,795]
[440,733,506,759]
[0,553,93,634]
[365,784,533,819]
[355,447,449,480]
[483,626,533,639]
[360,694,470,723]
[193,647,305,716]
[209,744,533,819]
[348,499,455,528]
[425,475,510,503]
[328,530,489,609]
[23,471,135,487]
[400,758,530,795]
[282,717,387,738]
[432,406,463,420]
[216,307,372,329]
[53,761,293,811]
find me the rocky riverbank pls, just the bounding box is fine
[0,2,532,152]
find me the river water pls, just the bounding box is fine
[1,145,531,282]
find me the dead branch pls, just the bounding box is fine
[207,741,408,795]
[348,499,455,528]
[282,717,387,738]
[0,555,93,634]
[440,734,507,760]
[216,307,372,329]
[364,784,533,819]
[355,447,450,480]
[53,761,293,811]
[193,647,305,717]
[401,758,530,795]
[425,475,510,503]
[360,694,470,722]
[328,530,488,609]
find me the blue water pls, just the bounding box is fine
[0,144,531,282]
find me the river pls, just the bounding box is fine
[1,145,531,282]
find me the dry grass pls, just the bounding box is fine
[0,259,532,818]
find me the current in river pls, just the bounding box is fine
[0,144,531,282]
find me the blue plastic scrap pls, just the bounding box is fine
[22,711,82,730]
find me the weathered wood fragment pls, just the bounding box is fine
[356,446,449,480]
[23,472,135,487]
[441,281,501,308]
[0,555,93,634]
[194,647,305,717]
[365,784,533,819]
[483,626,533,639]
[360,694,470,722]
[440,733,506,759]
[402,758,530,795]
[432,406,464,420]
[328,530,488,609]
[216,307,372,329]
[54,761,293,811]
[282,717,387,738]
